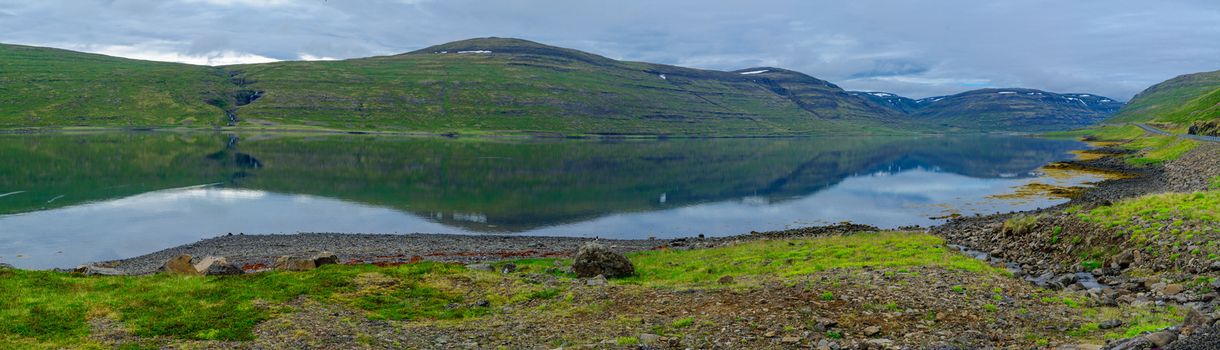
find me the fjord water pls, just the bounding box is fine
[0,132,1099,269]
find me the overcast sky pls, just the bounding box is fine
[2,0,1217,99]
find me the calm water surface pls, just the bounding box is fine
[0,132,1101,269]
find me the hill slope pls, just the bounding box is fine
[1108,70,1220,132]
[0,44,240,127]
[851,88,1123,132]
[0,38,1126,134]
[0,38,910,135]
[224,38,904,135]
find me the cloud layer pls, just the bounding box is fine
[2,0,1218,99]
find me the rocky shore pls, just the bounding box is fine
[95,223,879,275]
[935,141,1220,349]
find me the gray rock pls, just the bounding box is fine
[585,274,608,286]
[159,254,198,275]
[864,325,881,337]
[274,256,317,271]
[1106,337,1152,350]
[572,242,634,278]
[1111,250,1136,269]
[1161,284,1185,295]
[1183,308,1210,328]
[638,333,660,345]
[312,252,339,267]
[500,262,517,274]
[1143,331,1176,347]
[193,256,243,276]
[1051,273,1078,289]
[73,265,124,276]
[1099,320,1123,329]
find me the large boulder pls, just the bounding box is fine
[193,256,244,276]
[73,265,124,276]
[275,256,317,271]
[312,252,339,267]
[572,242,634,278]
[159,254,199,275]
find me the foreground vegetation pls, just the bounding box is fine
[1049,124,1200,166]
[0,232,1182,349]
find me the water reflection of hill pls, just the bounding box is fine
[0,133,1082,232]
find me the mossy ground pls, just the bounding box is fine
[0,232,1180,349]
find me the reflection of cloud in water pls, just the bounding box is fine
[0,188,463,269]
[523,169,1079,238]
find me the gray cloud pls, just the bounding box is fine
[1,0,1218,99]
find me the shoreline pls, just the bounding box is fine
[93,224,879,275]
[36,132,1212,278]
[67,136,1161,275]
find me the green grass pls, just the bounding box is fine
[620,232,1002,287]
[0,263,492,348]
[1095,125,1148,140]
[670,317,694,329]
[1002,214,1041,235]
[615,336,640,345]
[1123,136,1197,166]
[1079,191,1219,243]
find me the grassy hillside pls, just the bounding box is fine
[0,44,238,128]
[0,37,1130,134]
[0,38,909,136]
[1109,70,1220,126]
[225,38,903,135]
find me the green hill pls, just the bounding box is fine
[0,37,1129,135]
[224,38,906,136]
[0,44,239,127]
[1,38,909,136]
[1109,69,1220,126]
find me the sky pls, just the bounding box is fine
[1,0,1217,100]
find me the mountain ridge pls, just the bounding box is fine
[850,88,1123,131]
[1,37,1120,134]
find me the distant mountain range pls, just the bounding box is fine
[849,88,1124,132]
[0,37,1126,135]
